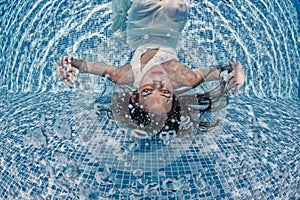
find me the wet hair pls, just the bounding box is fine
[128,79,229,133]
[193,79,229,131]
[128,92,181,133]
[96,72,229,133]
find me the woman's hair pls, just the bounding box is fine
[193,79,229,131]
[127,79,229,133]
[96,71,229,134]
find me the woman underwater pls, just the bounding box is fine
[56,0,245,134]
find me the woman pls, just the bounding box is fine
[56,0,245,134]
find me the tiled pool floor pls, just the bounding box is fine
[0,91,299,199]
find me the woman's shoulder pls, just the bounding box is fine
[111,63,134,84]
[162,60,197,88]
[163,59,191,74]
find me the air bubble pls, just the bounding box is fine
[138,178,148,185]
[128,142,139,151]
[168,130,176,138]
[133,169,143,177]
[95,171,113,185]
[131,129,150,139]
[124,162,131,167]
[159,130,176,145]
[162,178,183,192]
[108,188,116,195]
[113,146,128,159]
[144,182,159,193]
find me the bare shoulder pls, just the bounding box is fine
[163,59,199,88]
[105,64,134,84]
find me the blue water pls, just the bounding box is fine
[0,0,299,199]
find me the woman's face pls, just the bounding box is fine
[138,65,173,117]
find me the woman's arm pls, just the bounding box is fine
[191,67,221,83]
[191,62,245,94]
[71,58,112,75]
[56,56,133,88]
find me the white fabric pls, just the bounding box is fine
[126,0,189,50]
[130,44,178,87]
[112,0,189,87]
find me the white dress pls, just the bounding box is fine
[112,0,189,87]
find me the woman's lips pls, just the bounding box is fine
[151,70,164,75]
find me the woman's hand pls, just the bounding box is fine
[55,56,80,88]
[225,61,245,94]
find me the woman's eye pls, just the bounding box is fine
[161,90,171,98]
[141,89,152,96]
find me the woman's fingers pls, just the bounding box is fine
[61,72,77,88]
[72,67,80,76]
[62,56,73,65]
[63,79,73,88]
[226,78,236,92]
[224,61,245,94]
[229,61,241,70]
[226,78,244,94]
[225,73,243,93]
[56,56,80,88]
[55,64,68,80]
[58,56,73,67]
[225,74,233,83]
[233,84,242,95]
[59,57,66,66]
[67,72,77,83]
